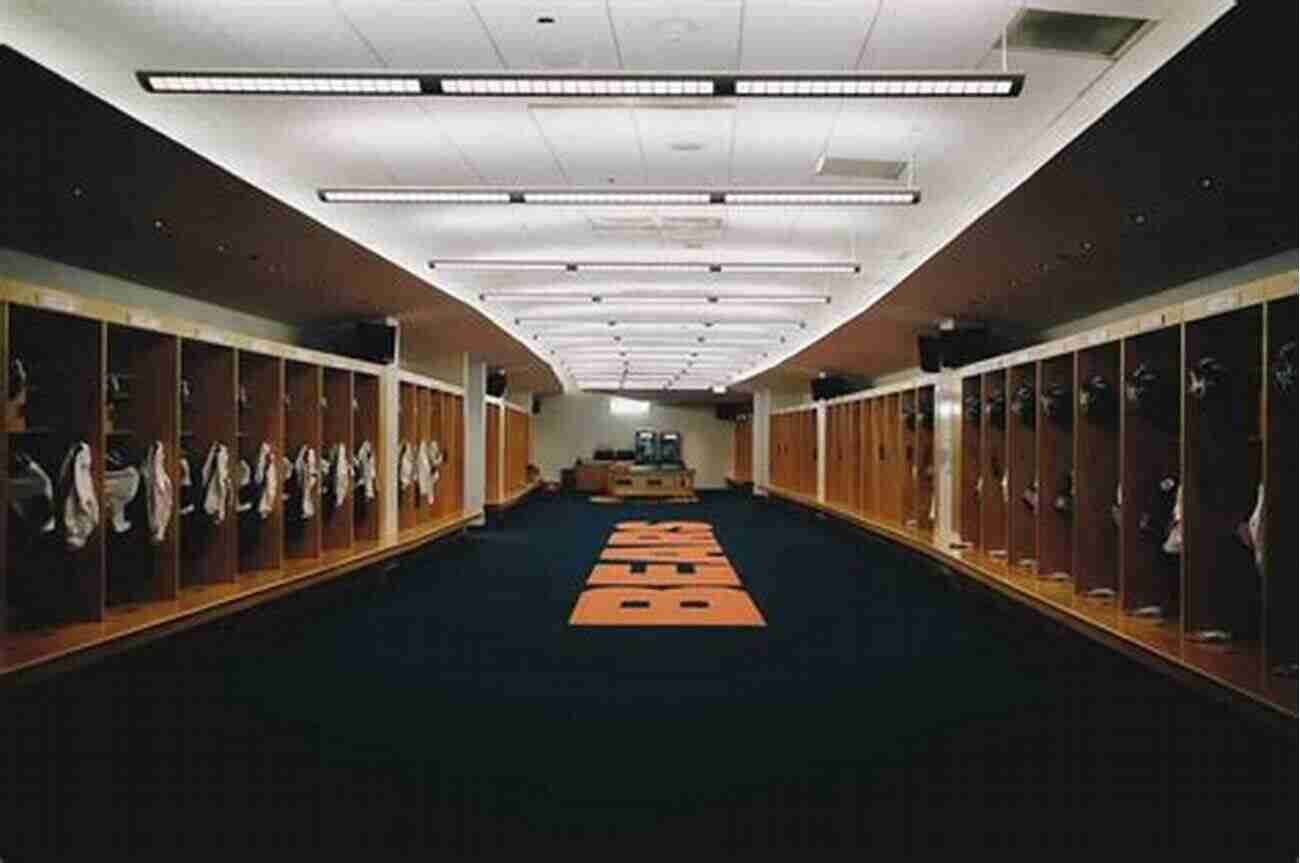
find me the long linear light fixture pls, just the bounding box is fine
[324,188,919,206]
[481,293,830,306]
[433,260,860,274]
[516,318,806,330]
[139,71,1023,99]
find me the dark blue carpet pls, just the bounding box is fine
[2,490,1294,857]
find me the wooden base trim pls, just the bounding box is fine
[485,479,542,512]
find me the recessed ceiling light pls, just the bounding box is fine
[1131,212,1147,225]
[152,218,166,230]
[71,186,84,198]
[1080,240,1094,252]
[141,71,1023,99]
[1198,176,1214,189]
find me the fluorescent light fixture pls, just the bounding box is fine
[723,190,919,205]
[516,318,805,329]
[718,263,859,274]
[142,72,1021,99]
[576,262,714,273]
[430,259,859,274]
[326,188,917,206]
[443,77,714,97]
[139,73,422,94]
[523,191,712,205]
[709,295,831,305]
[434,260,570,272]
[319,189,510,204]
[711,386,728,394]
[480,293,595,304]
[734,75,1020,97]
[485,293,829,306]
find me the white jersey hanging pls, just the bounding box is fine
[141,441,173,544]
[59,442,99,550]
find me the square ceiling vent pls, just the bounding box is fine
[815,155,907,181]
[1004,8,1152,58]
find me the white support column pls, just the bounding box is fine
[816,400,827,503]
[752,388,772,495]
[934,371,963,547]
[463,354,487,526]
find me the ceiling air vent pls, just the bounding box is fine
[815,155,907,181]
[1004,8,1152,58]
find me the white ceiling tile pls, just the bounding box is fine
[27,0,251,67]
[635,107,734,185]
[435,103,566,184]
[336,0,505,70]
[608,1,742,71]
[530,105,645,184]
[728,102,839,185]
[204,1,382,68]
[860,0,1018,70]
[473,1,620,69]
[740,0,880,71]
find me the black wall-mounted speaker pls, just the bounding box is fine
[811,375,855,401]
[715,402,748,421]
[486,370,507,397]
[918,334,943,373]
[532,397,542,415]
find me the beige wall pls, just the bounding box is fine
[0,247,303,343]
[533,392,733,489]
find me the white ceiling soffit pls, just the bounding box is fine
[0,0,1233,394]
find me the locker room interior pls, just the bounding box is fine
[0,0,1296,856]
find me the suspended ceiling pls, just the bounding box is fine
[0,0,1240,395]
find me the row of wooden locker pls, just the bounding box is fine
[769,388,938,535]
[397,381,465,532]
[2,301,394,629]
[484,400,533,504]
[731,416,753,483]
[958,295,1295,675]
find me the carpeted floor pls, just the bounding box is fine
[2,490,1295,857]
